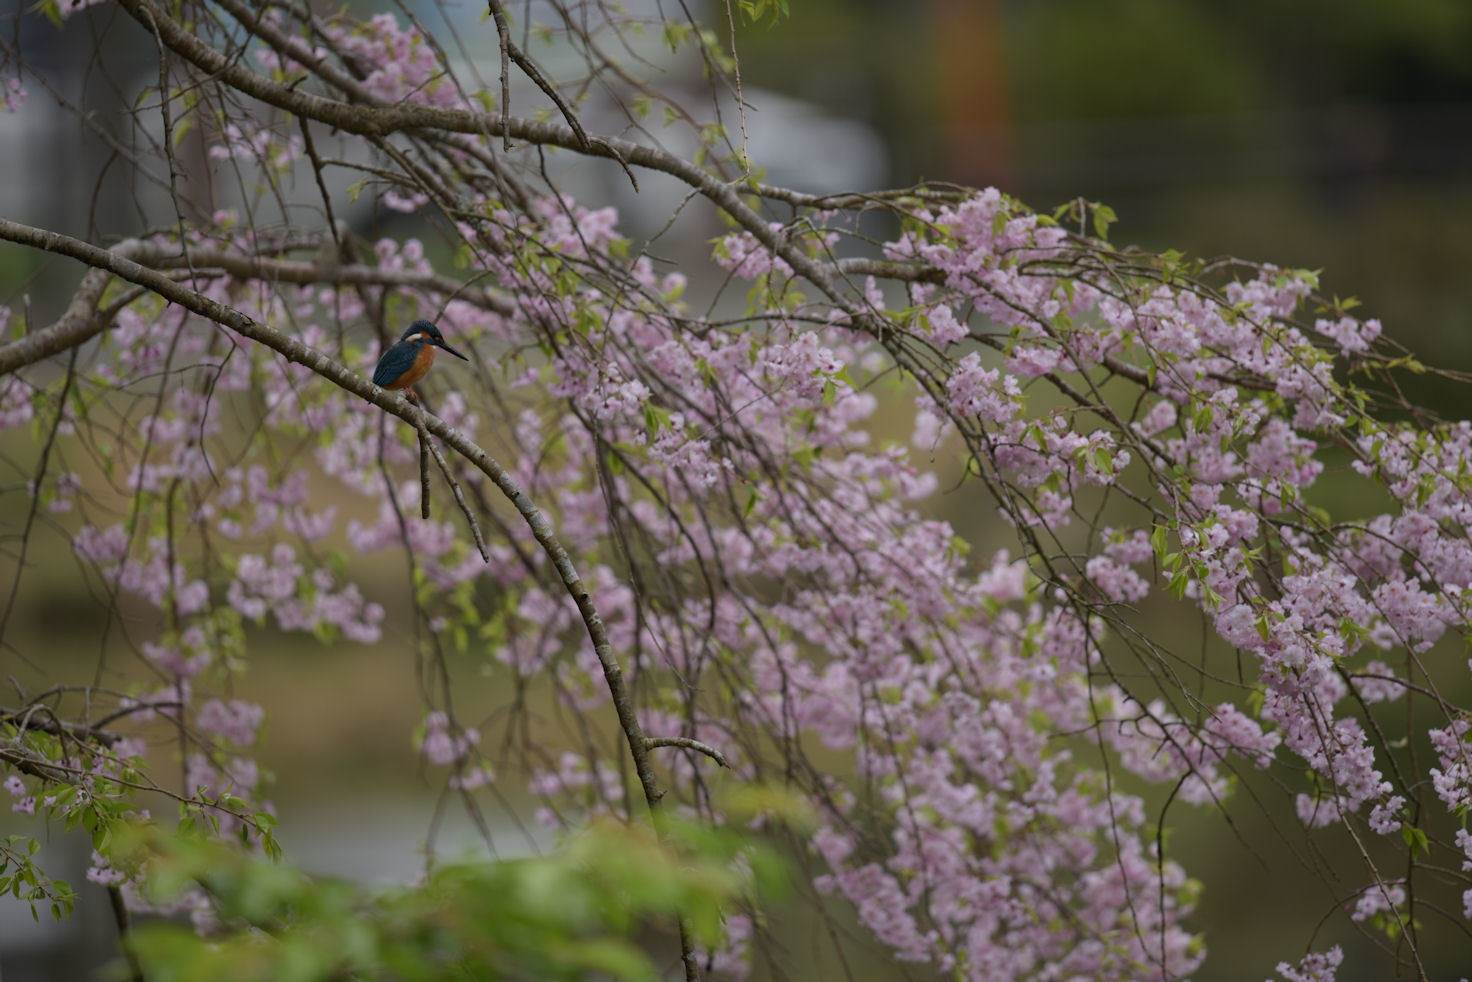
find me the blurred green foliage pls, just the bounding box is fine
[124,808,794,982]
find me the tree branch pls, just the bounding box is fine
[151,249,516,316]
[0,706,121,748]
[0,243,514,376]
[645,736,730,769]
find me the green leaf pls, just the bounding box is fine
[643,403,671,435]
[170,116,195,149]
[1149,524,1168,561]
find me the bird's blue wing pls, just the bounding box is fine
[373,343,419,387]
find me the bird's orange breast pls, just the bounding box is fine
[387,344,436,389]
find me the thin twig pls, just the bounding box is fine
[0,347,78,652]
[297,116,341,249]
[485,0,586,149]
[487,0,512,152]
[414,405,433,519]
[417,407,491,563]
[108,884,145,982]
[645,736,730,769]
[720,0,750,173]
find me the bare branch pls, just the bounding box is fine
[645,736,730,769]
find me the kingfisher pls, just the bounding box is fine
[372,320,469,400]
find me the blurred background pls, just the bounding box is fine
[2,0,1471,979]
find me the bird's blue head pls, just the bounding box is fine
[400,320,469,361]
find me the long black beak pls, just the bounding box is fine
[433,338,470,361]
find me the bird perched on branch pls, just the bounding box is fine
[372,320,469,401]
